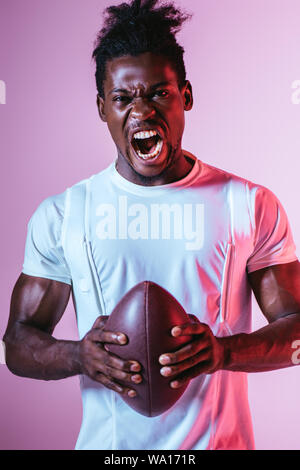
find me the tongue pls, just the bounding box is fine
[137,136,157,154]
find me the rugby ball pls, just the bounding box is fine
[105,281,193,417]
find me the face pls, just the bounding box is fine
[97,52,193,185]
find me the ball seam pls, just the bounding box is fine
[145,281,152,417]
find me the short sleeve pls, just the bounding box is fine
[247,185,298,273]
[22,193,72,285]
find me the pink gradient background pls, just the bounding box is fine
[0,0,299,450]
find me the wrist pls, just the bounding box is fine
[66,339,83,376]
[216,333,247,371]
[214,336,229,371]
[217,336,230,370]
[42,339,83,380]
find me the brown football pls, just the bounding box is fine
[104,281,193,417]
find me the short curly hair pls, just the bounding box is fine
[92,0,192,98]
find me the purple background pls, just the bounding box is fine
[0,0,300,449]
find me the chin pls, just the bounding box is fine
[125,142,171,178]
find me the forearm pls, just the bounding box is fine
[219,312,300,372]
[3,322,82,381]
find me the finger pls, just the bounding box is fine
[95,360,143,385]
[90,343,142,374]
[94,372,137,398]
[188,313,201,324]
[159,336,209,365]
[89,328,128,345]
[160,348,211,378]
[169,360,214,389]
[92,315,109,329]
[171,321,208,338]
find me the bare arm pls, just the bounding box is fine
[220,260,300,372]
[3,274,141,395]
[159,261,300,387]
[3,273,80,380]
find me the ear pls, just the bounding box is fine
[182,80,193,111]
[97,94,107,122]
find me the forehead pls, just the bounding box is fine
[104,52,179,94]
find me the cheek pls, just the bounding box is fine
[167,105,185,139]
[106,115,125,146]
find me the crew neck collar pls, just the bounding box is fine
[109,150,202,196]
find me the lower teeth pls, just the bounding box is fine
[136,139,163,160]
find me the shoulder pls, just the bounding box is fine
[200,159,257,188]
[29,190,69,233]
[30,168,107,220]
[199,159,277,202]
[28,165,113,236]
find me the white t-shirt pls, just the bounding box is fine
[22,151,298,450]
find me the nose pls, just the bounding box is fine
[130,98,156,120]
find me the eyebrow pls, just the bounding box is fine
[108,81,172,96]
[109,88,128,95]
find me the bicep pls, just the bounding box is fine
[5,273,71,336]
[248,260,300,323]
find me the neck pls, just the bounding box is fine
[116,150,195,187]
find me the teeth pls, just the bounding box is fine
[133,130,158,140]
[136,138,163,160]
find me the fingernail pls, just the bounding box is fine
[170,380,180,388]
[172,327,182,337]
[128,390,136,398]
[131,374,142,384]
[117,334,127,344]
[160,367,172,377]
[130,362,141,372]
[159,355,170,365]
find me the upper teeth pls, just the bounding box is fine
[133,130,158,140]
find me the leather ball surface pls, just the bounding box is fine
[104,281,193,417]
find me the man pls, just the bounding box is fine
[3,0,300,450]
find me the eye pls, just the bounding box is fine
[154,90,169,98]
[113,96,131,103]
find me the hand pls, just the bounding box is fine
[78,316,142,398]
[158,315,225,389]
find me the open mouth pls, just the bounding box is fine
[131,130,164,160]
